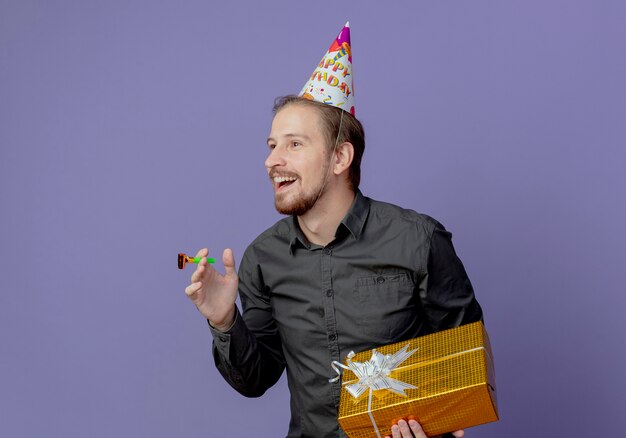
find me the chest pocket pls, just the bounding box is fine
[353,271,418,344]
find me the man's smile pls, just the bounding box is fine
[271,174,299,192]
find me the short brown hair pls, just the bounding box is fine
[272,95,365,191]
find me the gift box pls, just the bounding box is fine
[333,321,498,437]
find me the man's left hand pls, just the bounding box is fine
[385,419,464,438]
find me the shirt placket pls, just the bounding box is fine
[320,245,342,407]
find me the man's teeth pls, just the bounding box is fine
[273,176,297,183]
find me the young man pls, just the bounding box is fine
[184,24,481,438]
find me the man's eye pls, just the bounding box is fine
[292,142,301,148]
[268,144,276,150]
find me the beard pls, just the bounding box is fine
[273,160,330,216]
[274,177,326,215]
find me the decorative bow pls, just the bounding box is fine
[330,343,419,397]
[330,344,419,437]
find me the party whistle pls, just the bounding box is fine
[178,253,216,270]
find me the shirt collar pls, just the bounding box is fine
[288,190,370,254]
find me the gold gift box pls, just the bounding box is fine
[337,321,498,437]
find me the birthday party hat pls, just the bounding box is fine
[299,22,355,116]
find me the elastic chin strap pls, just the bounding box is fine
[313,109,345,206]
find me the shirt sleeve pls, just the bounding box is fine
[210,248,286,398]
[418,222,483,332]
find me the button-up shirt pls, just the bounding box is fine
[209,191,483,437]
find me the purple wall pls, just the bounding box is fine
[1,1,624,436]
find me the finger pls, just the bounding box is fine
[190,261,206,283]
[223,248,237,277]
[195,248,209,268]
[184,281,202,297]
[398,420,415,437]
[407,420,427,438]
[195,248,208,258]
[452,430,465,437]
[390,424,401,438]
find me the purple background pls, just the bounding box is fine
[1,1,624,436]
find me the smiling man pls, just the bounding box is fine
[184,23,482,438]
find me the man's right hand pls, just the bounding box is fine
[184,248,238,332]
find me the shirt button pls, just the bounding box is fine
[329,334,336,341]
[376,276,386,284]
[326,289,334,297]
[323,248,332,255]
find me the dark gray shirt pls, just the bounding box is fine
[209,191,483,437]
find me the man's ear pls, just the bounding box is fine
[333,142,354,176]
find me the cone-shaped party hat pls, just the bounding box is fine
[299,22,354,116]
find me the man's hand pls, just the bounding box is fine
[184,248,238,331]
[385,419,464,438]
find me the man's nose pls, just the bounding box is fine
[265,146,286,170]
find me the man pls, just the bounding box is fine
[184,24,481,438]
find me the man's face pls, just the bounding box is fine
[266,104,330,216]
